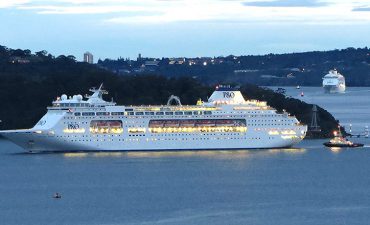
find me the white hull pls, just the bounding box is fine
[323,85,345,93]
[1,127,305,152]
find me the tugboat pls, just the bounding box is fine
[323,129,364,148]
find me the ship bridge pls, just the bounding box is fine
[51,84,115,108]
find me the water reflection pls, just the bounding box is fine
[267,148,306,155]
[62,148,306,159]
[328,147,342,153]
[63,152,89,158]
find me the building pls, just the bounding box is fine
[83,52,93,64]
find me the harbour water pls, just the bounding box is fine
[1,87,370,225]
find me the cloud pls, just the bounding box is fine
[0,0,30,8]
[1,0,370,25]
[353,7,370,11]
[242,0,327,8]
[18,5,155,14]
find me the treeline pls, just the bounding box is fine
[98,47,370,86]
[0,46,338,137]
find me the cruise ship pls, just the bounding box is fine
[322,69,346,93]
[0,85,307,152]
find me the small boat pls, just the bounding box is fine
[53,192,62,199]
[300,92,304,97]
[296,85,300,89]
[323,130,364,148]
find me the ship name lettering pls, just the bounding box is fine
[223,92,235,98]
[68,123,79,129]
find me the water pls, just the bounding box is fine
[1,87,370,225]
[284,86,370,134]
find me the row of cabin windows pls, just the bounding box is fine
[75,111,213,117]
[64,136,271,143]
[57,132,246,139]
[55,103,90,107]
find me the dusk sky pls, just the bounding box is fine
[1,0,370,60]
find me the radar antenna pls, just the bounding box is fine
[89,83,108,95]
[86,83,108,99]
[167,95,182,106]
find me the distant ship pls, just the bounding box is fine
[322,69,345,93]
[0,85,307,152]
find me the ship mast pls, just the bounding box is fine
[309,104,321,132]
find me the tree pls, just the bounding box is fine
[36,50,48,58]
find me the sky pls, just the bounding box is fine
[1,0,370,60]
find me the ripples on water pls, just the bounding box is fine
[1,87,370,225]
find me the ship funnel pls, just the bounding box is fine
[207,85,246,105]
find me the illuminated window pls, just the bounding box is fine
[90,120,123,134]
[128,128,146,133]
[148,119,247,133]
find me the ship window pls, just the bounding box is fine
[128,112,135,115]
[165,112,174,115]
[74,112,81,116]
[148,119,247,133]
[135,112,144,115]
[128,127,146,133]
[82,112,95,116]
[111,112,125,116]
[184,111,192,115]
[90,120,123,134]
[156,112,164,115]
[175,112,183,115]
[204,111,212,115]
[96,112,110,116]
[145,112,155,115]
[125,108,133,111]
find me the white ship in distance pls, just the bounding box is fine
[322,69,346,93]
[0,84,307,152]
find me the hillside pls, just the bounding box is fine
[0,45,338,137]
[97,47,370,86]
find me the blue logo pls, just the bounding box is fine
[223,92,235,98]
[67,123,80,129]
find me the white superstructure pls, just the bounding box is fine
[1,85,307,152]
[322,69,346,93]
